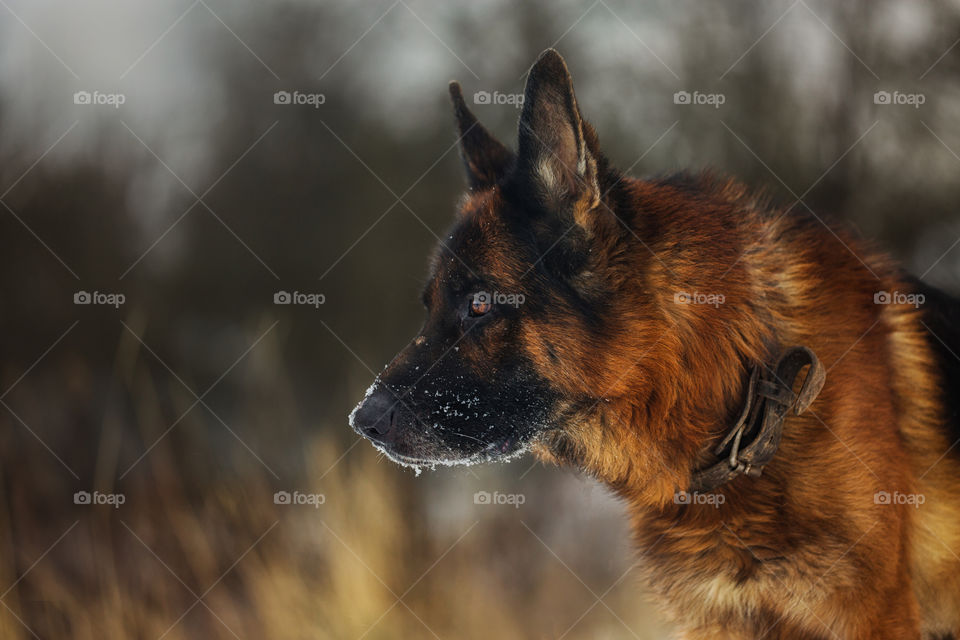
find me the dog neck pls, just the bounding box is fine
[531,341,783,510]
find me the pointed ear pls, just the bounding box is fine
[449,82,514,190]
[514,49,600,218]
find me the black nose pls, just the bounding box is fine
[352,390,397,443]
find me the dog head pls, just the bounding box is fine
[350,49,635,469]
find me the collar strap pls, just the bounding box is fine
[689,346,826,493]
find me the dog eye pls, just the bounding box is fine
[469,293,492,316]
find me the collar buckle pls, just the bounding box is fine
[688,346,826,493]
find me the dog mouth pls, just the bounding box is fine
[368,430,534,473]
[349,374,566,472]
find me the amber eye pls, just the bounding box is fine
[470,292,492,316]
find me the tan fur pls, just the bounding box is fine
[431,51,960,639]
[524,178,960,639]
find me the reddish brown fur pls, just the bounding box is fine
[522,174,960,638]
[366,49,960,639]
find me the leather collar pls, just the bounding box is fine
[689,346,826,493]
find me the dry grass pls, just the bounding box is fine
[0,328,669,639]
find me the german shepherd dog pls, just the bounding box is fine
[350,49,960,639]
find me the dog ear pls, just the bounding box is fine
[513,49,600,222]
[449,82,514,190]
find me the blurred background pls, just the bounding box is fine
[0,0,958,637]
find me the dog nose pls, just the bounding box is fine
[352,391,396,443]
